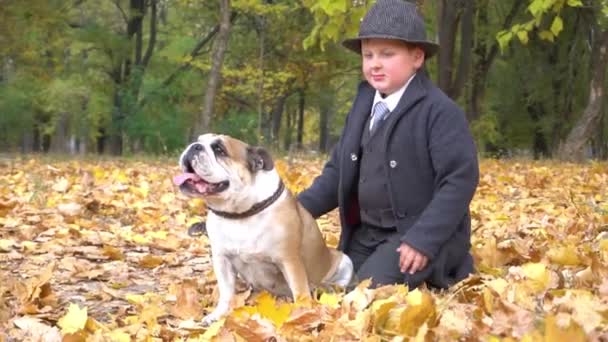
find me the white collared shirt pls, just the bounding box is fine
[370,73,417,128]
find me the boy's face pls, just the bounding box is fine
[361,39,425,95]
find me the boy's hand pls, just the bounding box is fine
[396,243,428,274]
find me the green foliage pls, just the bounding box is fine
[471,111,501,151]
[301,0,370,50]
[496,0,586,52]
[0,79,37,148]
[212,110,259,144]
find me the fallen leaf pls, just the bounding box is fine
[57,303,88,335]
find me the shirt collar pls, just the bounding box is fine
[372,73,417,113]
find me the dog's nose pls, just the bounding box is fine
[190,143,204,153]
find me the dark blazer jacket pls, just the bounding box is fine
[297,73,479,288]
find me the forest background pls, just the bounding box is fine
[2,0,608,162]
[3,1,608,340]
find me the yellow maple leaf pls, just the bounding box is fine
[318,292,340,309]
[521,262,550,292]
[398,289,435,336]
[106,330,131,342]
[132,233,151,245]
[370,298,397,330]
[547,245,581,266]
[139,254,164,268]
[342,278,374,312]
[200,318,225,340]
[0,239,14,252]
[125,294,147,306]
[544,314,586,342]
[52,177,70,193]
[254,292,292,328]
[57,303,88,335]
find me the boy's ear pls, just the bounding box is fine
[414,46,425,67]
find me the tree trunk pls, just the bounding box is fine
[468,0,524,122]
[21,131,34,154]
[107,0,158,155]
[437,0,458,95]
[318,91,334,153]
[284,104,294,151]
[270,92,289,145]
[557,29,608,162]
[256,15,266,143]
[297,89,305,149]
[436,0,473,100]
[49,112,70,153]
[451,0,473,100]
[197,0,232,137]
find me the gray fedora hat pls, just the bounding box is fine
[342,0,439,58]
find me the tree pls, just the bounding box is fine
[498,0,608,161]
[557,22,608,161]
[196,0,233,137]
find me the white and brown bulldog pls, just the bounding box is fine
[173,133,354,325]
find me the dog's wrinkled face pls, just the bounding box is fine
[173,134,273,199]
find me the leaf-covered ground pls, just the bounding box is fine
[1,157,607,341]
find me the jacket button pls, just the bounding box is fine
[351,153,358,161]
[389,160,397,168]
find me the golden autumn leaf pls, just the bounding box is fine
[318,292,340,309]
[370,298,397,331]
[546,245,581,266]
[102,245,124,261]
[520,262,551,292]
[252,292,292,328]
[200,318,225,340]
[171,279,202,320]
[57,303,88,335]
[544,314,587,342]
[138,254,164,268]
[397,289,436,336]
[52,177,71,193]
[105,330,131,342]
[0,238,14,252]
[342,278,374,313]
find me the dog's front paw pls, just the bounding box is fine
[201,311,223,326]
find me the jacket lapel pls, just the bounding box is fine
[344,82,375,155]
[383,73,429,142]
[338,81,374,200]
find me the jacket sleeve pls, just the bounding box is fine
[400,100,479,259]
[297,141,341,218]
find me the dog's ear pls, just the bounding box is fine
[246,146,274,172]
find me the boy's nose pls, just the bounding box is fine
[370,58,382,69]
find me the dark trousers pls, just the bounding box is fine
[345,223,432,288]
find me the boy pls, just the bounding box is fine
[297,0,479,289]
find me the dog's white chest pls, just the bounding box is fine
[206,213,277,255]
[207,213,292,295]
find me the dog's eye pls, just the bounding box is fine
[212,144,226,157]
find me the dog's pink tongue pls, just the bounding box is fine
[173,173,201,186]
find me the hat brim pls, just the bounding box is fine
[342,35,439,58]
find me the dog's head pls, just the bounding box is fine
[173,134,274,201]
